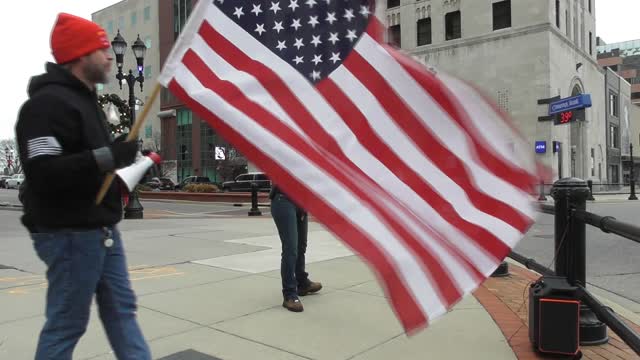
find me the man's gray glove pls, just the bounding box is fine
[92,134,138,172]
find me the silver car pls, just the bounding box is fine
[5,174,25,189]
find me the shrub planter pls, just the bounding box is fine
[138,191,269,204]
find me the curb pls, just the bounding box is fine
[0,202,22,211]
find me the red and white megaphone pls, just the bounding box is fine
[116,152,162,192]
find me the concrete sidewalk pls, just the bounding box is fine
[0,216,638,359]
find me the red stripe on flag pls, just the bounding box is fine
[180,48,465,307]
[167,78,429,331]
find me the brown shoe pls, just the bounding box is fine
[282,296,304,312]
[298,281,322,296]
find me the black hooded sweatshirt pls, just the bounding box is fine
[15,62,122,231]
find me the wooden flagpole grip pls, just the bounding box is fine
[95,83,162,205]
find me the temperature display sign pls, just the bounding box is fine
[554,108,585,125]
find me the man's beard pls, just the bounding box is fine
[84,62,109,85]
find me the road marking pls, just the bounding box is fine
[2,266,187,295]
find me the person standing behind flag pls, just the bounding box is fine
[15,13,151,360]
[270,185,322,312]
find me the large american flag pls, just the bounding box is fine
[158,0,540,332]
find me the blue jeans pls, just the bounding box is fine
[31,226,151,360]
[270,193,309,298]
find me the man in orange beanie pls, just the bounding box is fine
[15,13,151,360]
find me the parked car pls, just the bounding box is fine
[175,176,213,190]
[221,172,271,192]
[145,177,176,190]
[5,174,25,189]
[0,175,11,188]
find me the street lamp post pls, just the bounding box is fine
[111,30,148,219]
[4,146,12,174]
[631,143,638,200]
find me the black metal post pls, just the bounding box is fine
[587,180,595,201]
[578,286,640,355]
[550,178,608,345]
[538,180,546,201]
[248,183,262,216]
[490,261,509,277]
[629,143,637,200]
[120,70,145,219]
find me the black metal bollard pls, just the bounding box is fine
[124,190,144,219]
[587,180,595,201]
[538,180,547,201]
[248,183,262,216]
[551,178,608,345]
[630,143,638,200]
[490,261,509,277]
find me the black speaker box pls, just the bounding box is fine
[529,276,581,356]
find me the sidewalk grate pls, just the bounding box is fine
[158,350,222,360]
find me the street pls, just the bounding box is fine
[0,188,638,305]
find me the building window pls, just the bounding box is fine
[118,16,125,30]
[145,36,152,49]
[588,0,591,13]
[387,0,399,8]
[107,20,114,34]
[388,24,401,47]
[201,120,218,182]
[589,32,593,55]
[566,11,570,36]
[609,91,619,117]
[610,165,620,184]
[609,124,619,149]
[555,0,560,28]
[416,18,432,46]
[145,124,153,139]
[492,0,511,31]
[144,6,151,21]
[174,0,193,40]
[144,66,152,79]
[591,148,595,176]
[580,18,585,49]
[176,109,193,182]
[445,11,461,41]
[131,11,137,26]
[96,84,104,91]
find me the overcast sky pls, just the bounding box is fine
[0,0,639,140]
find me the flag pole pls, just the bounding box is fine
[95,83,162,205]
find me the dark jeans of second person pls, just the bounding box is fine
[271,192,309,298]
[31,226,151,360]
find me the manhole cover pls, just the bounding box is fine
[158,350,222,360]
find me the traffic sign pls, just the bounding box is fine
[549,94,592,115]
[215,146,226,160]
